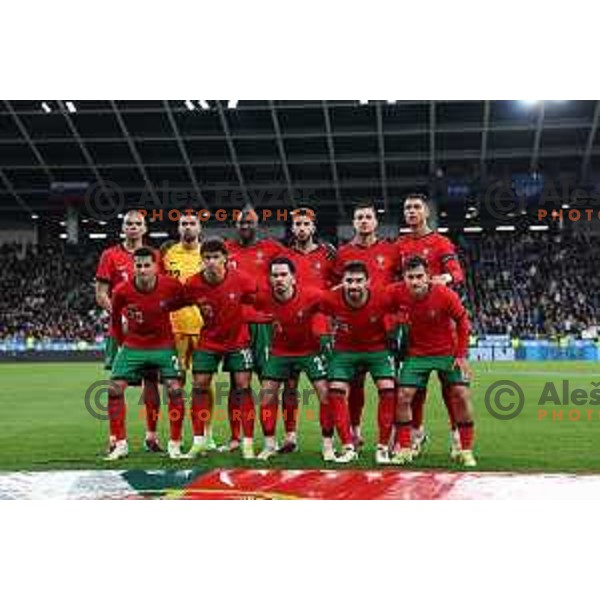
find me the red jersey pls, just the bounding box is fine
[255,286,324,356]
[225,238,286,284]
[111,275,184,350]
[96,243,161,335]
[319,287,397,352]
[333,238,399,287]
[395,232,464,285]
[284,243,336,289]
[185,269,257,353]
[389,283,469,357]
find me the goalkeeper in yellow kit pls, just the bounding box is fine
[162,212,216,452]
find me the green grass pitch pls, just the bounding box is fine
[0,361,599,472]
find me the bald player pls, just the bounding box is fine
[95,209,163,453]
[395,193,465,459]
[221,205,285,452]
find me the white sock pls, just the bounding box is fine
[243,437,253,446]
[264,436,276,449]
[146,431,156,441]
[286,431,297,443]
[116,439,128,449]
[193,435,206,445]
[323,438,333,451]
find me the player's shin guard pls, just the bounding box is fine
[238,388,256,439]
[457,421,474,450]
[108,390,126,441]
[348,373,366,428]
[282,387,299,434]
[377,389,396,446]
[411,388,426,430]
[394,420,412,450]
[142,372,161,435]
[191,386,212,436]
[228,388,242,442]
[328,388,353,446]
[168,387,185,442]
[442,386,458,430]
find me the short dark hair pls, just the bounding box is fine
[270,256,296,275]
[343,260,369,278]
[201,237,228,256]
[292,206,317,223]
[404,254,428,272]
[404,193,429,205]
[353,201,376,216]
[133,246,156,262]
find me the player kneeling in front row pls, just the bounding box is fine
[105,247,188,460]
[254,257,342,462]
[389,255,476,467]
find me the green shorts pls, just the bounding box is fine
[111,347,180,383]
[104,335,119,370]
[328,350,396,382]
[250,323,272,377]
[192,348,254,374]
[398,356,469,389]
[263,353,328,382]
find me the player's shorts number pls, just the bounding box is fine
[241,349,253,370]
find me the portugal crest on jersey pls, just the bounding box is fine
[376,255,386,268]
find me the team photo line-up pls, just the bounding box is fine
[96,194,475,467]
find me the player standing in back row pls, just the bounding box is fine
[223,206,285,451]
[395,193,465,459]
[333,202,400,449]
[277,207,336,453]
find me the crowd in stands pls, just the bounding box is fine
[0,229,598,342]
[459,229,600,338]
[0,241,104,343]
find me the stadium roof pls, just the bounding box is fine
[1,100,600,227]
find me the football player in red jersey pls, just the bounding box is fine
[333,202,400,449]
[221,206,285,451]
[106,247,187,460]
[320,261,401,464]
[395,193,466,458]
[389,255,475,467]
[254,257,339,462]
[184,237,260,460]
[276,207,336,452]
[95,210,163,454]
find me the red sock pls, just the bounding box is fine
[348,374,366,428]
[329,391,353,446]
[377,389,396,446]
[228,388,241,441]
[282,388,299,434]
[239,388,256,439]
[260,403,278,437]
[394,421,412,449]
[168,387,185,442]
[191,386,212,436]
[457,421,474,450]
[108,391,126,441]
[319,401,335,438]
[411,389,426,429]
[142,373,160,433]
[442,386,458,429]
